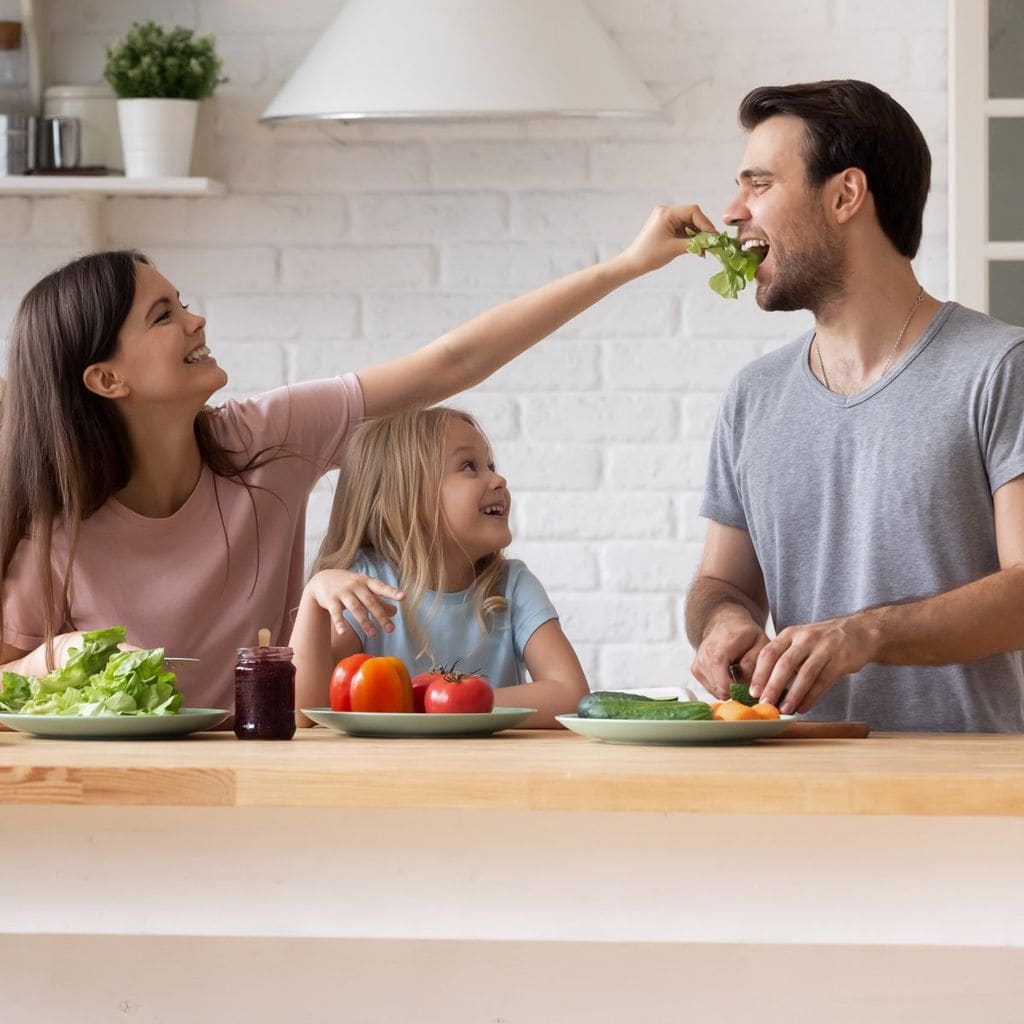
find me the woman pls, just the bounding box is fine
[0,203,714,708]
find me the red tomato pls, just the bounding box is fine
[411,672,440,713]
[330,653,371,711]
[423,667,494,715]
[349,656,414,713]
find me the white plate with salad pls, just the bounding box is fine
[0,626,225,739]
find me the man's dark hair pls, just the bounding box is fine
[739,80,931,259]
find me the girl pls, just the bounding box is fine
[292,407,586,727]
[0,203,715,710]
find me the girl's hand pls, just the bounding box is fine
[619,203,719,276]
[306,569,404,638]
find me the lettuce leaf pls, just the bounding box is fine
[36,625,126,693]
[687,231,764,299]
[7,627,183,717]
[0,671,31,713]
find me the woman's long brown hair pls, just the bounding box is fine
[0,250,281,668]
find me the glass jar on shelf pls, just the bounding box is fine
[0,21,30,114]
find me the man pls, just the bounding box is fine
[685,80,1024,732]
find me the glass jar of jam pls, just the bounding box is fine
[234,646,296,740]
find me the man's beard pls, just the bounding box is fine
[755,226,846,314]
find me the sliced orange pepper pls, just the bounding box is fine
[713,699,758,721]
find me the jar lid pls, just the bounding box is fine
[44,83,116,99]
[0,21,22,51]
[237,646,294,659]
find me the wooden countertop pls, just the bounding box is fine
[2,728,1024,817]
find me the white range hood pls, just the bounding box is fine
[261,0,661,123]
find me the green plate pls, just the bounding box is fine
[555,713,794,746]
[0,708,229,740]
[302,707,536,738]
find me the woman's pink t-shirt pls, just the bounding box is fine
[2,375,363,709]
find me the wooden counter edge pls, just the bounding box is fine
[3,730,1024,817]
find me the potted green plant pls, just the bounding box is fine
[104,21,225,178]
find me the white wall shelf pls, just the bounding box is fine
[10,1,227,252]
[0,177,227,250]
[0,176,225,196]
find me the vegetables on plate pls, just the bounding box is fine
[574,687,779,723]
[0,626,183,716]
[687,230,766,299]
[331,656,495,715]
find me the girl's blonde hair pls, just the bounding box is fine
[314,406,508,661]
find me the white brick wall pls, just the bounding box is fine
[0,0,950,691]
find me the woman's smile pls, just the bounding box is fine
[184,343,214,364]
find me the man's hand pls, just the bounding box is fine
[749,613,882,713]
[691,606,770,699]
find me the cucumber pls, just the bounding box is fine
[730,680,789,708]
[576,691,654,717]
[730,681,758,707]
[578,694,713,721]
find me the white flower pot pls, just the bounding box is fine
[117,98,198,178]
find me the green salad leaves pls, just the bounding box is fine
[687,231,765,299]
[0,626,182,717]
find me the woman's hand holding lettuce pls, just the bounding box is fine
[0,626,182,716]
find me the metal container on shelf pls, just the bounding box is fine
[33,114,80,170]
[43,84,122,171]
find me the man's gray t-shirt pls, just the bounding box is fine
[700,302,1024,732]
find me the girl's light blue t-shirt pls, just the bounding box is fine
[341,550,557,686]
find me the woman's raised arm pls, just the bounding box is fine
[356,203,717,418]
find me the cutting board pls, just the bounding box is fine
[777,720,870,739]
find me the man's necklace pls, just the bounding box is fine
[815,286,926,394]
